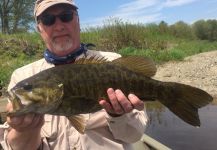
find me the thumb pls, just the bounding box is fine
[6,101,13,112]
[6,101,23,125]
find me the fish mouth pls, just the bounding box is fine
[8,90,19,101]
[9,87,33,105]
[7,90,24,112]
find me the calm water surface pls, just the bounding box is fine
[145,102,217,150]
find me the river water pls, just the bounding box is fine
[145,102,217,150]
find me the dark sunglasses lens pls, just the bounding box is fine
[59,13,73,22]
[41,15,56,26]
[39,12,73,26]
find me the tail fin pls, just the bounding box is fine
[157,82,213,126]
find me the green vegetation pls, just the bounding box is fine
[0,33,44,87]
[118,40,217,63]
[0,19,217,89]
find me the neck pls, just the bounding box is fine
[44,43,88,65]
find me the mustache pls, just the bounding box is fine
[52,33,71,39]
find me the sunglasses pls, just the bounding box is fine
[38,11,74,26]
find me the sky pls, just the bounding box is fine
[74,0,217,29]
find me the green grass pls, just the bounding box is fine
[0,20,217,88]
[0,33,45,87]
[118,40,217,63]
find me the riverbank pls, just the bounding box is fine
[153,50,217,103]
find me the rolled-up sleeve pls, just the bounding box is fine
[85,108,148,144]
[106,109,148,143]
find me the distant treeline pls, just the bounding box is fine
[81,18,217,51]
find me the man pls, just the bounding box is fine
[0,0,148,149]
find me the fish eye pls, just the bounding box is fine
[23,83,33,91]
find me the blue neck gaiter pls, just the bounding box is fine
[44,43,89,65]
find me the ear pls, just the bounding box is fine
[37,25,42,32]
[77,16,80,31]
[77,16,80,23]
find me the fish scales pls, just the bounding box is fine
[41,63,148,115]
[6,56,213,132]
[65,63,147,103]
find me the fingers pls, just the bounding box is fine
[7,113,44,132]
[115,89,133,113]
[107,88,124,114]
[99,100,113,112]
[6,102,44,132]
[128,94,144,111]
[99,88,144,116]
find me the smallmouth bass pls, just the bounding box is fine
[6,56,213,133]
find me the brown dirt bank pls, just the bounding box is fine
[153,50,217,103]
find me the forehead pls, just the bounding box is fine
[43,4,75,14]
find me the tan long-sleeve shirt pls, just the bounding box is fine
[0,50,148,150]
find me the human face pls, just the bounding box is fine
[37,5,80,56]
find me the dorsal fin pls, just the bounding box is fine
[74,56,108,64]
[112,56,157,77]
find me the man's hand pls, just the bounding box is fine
[6,102,44,150]
[7,102,44,132]
[99,88,144,116]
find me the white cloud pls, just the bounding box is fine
[107,0,162,24]
[81,17,105,29]
[81,0,200,28]
[163,0,197,7]
[118,0,158,13]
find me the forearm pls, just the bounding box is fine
[7,128,41,150]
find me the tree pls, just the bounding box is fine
[193,19,217,41]
[206,19,217,41]
[0,0,13,33]
[158,21,169,34]
[0,0,35,33]
[169,21,195,39]
[192,20,208,40]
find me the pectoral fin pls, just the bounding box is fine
[67,115,86,134]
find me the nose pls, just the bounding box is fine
[53,18,65,31]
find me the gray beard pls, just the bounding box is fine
[51,39,73,52]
